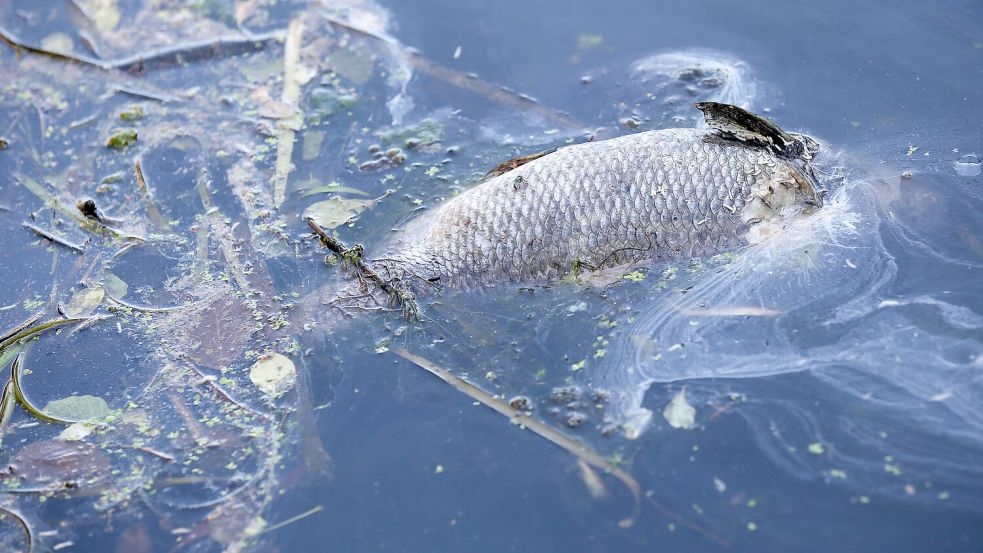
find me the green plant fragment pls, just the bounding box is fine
[63,285,105,318]
[106,130,138,150]
[43,395,112,421]
[119,106,145,121]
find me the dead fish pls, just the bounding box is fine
[370,102,824,290]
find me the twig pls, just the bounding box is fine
[320,15,584,131]
[306,217,420,320]
[0,23,283,74]
[272,18,304,208]
[109,32,284,74]
[67,314,112,336]
[133,159,171,231]
[0,315,87,352]
[186,363,272,420]
[0,314,42,345]
[22,222,87,253]
[2,16,580,129]
[69,114,98,129]
[15,173,88,225]
[196,160,251,292]
[110,84,180,103]
[77,29,103,59]
[393,347,641,528]
[409,54,583,130]
[0,23,104,67]
[260,505,324,534]
[166,392,207,444]
[105,294,186,313]
[112,444,175,462]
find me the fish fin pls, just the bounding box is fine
[694,102,800,158]
[484,147,558,179]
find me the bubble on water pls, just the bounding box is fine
[954,154,981,177]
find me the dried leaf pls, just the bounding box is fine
[302,197,370,229]
[102,272,128,299]
[302,130,326,161]
[58,421,95,441]
[248,353,296,398]
[663,388,696,430]
[63,285,105,318]
[577,459,609,499]
[187,297,254,368]
[328,47,375,85]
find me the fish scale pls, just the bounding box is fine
[376,118,821,289]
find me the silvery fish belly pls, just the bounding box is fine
[378,102,823,288]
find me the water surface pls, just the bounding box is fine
[0,0,980,551]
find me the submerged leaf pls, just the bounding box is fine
[379,118,442,149]
[58,421,95,441]
[328,47,375,85]
[302,130,326,161]
[249,353,296,398]
[102,272,128,299]
[663,388,696,430]
[44,395,112,421]
[303,197,370,229]
[240,58,285,83]
[577,459,610,499]
[63,285,105,318]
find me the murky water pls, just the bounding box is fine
[0,0,980,551]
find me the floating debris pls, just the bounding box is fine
[663,388,696,430]
[43,395,112,422]
[106,129,138,150]
[249,353,297,399]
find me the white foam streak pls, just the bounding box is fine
[596,179,983,447]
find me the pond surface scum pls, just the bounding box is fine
[0,0,981,551]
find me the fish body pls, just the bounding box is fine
[375,104,823,288]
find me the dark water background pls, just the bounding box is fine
[0,0,980,552]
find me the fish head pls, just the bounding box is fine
[742,162,825,246]
[789,132,822,162]
[788,132,828,208]
[742,154,827,236]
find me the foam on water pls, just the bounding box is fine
[593,172,983,509]
[630,49,760,111]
